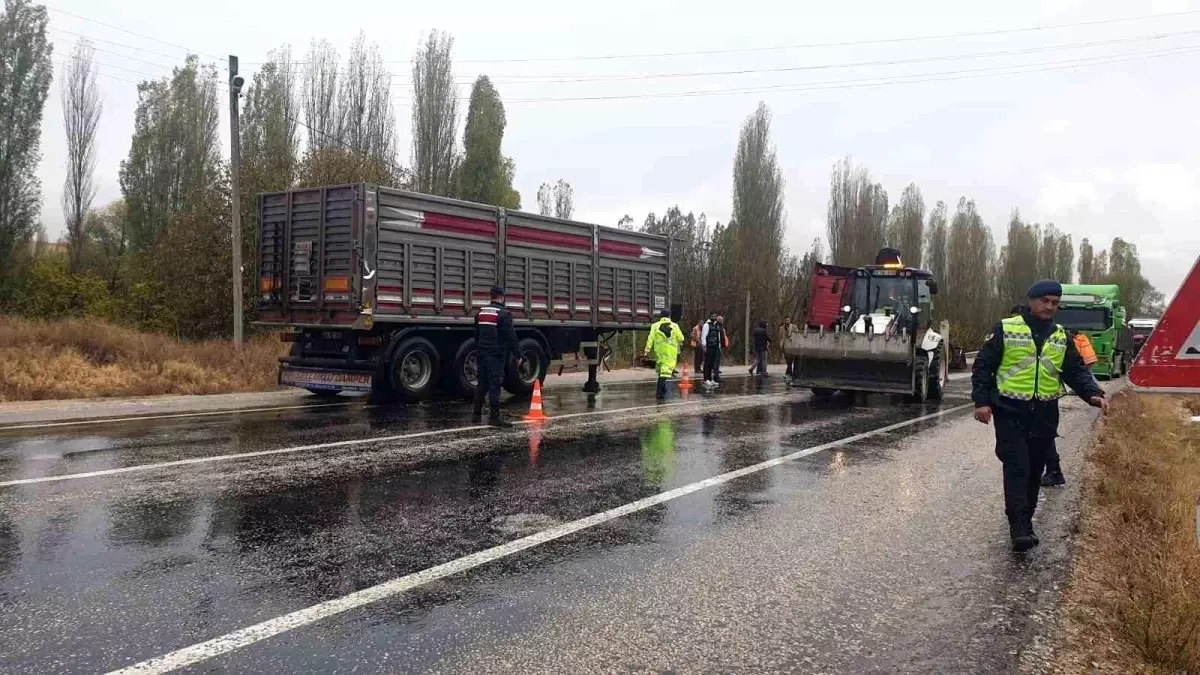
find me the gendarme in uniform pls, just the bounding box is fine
[473,284,519,428]
[971,279,1106,552]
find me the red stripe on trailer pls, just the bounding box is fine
[599,240,645,258]
[421,212,496,238]
[508,226,592,251]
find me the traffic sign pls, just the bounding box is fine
[1129,254,1200,393]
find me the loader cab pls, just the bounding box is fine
[839,250,937,336]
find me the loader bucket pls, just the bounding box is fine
[784,329,915,394]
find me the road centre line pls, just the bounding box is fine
[0,391,794,488]
[107,402,974,674]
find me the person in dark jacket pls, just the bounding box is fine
[473,285,520,428]
[700,313,725,387]
[972,279,1107,552]
[751,321,771,376]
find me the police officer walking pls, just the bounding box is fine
[644,309,684,400]
[972,279,1107,552]
[473,285,520,428]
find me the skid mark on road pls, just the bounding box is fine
[105,402,974,674]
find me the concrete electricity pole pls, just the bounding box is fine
[229,56,245,348]
[744,290,751,366]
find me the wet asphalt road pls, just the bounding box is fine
[0,374,1096,674]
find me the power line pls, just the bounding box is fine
[43,4,225,62]
[49,27,194,63]
[382,28,1200,87]
[54,60,141,86]
[501,42,1200,103]
[239,9,1200,66]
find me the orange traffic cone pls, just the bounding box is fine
[678,361,693,391]
[524,379,548,421]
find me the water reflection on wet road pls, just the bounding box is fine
[0,376,1090,674]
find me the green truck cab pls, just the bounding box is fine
[1056,284,1135,379]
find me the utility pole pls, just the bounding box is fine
[744,290,751,366]
[229,56,245,348]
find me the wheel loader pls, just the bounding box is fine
[784,248,949,401]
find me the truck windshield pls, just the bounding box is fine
[853,275,913,314]
[1056,307,1110,331]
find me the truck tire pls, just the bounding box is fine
[503,338,548,398]
[388,337,441,403]
[811,387,837,397]
[451,339,480,398]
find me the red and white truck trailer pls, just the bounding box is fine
[254,183,674,402]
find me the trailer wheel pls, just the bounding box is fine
[811,387,837,397]
[306,388,341,398]
[388,337,441,402]
[451,339,481,398]
[503,338,548,398]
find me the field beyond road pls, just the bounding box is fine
[1048,391,1200,673]
[0,316,283,402]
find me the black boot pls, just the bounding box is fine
[488,410,513,428]
[1010,521,1040,552]
[1041,470,1065,487]
[472,400,483,419]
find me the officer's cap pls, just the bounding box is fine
[1026,279,1062,299]
[660,308,671,318]
[490,284,506,297]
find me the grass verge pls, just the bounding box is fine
[0,316,284,402]
[1050,390,1200,673]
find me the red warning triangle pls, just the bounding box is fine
[1129,254,1200,393]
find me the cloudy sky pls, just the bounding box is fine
[34,0,1200,301]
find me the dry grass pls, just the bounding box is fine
[0,316,285,402]
[1051,390,1200,674]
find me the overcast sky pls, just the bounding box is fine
[33,0,1200,302]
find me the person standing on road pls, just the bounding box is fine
[972,279,1107,552]
[751,321,771,376]
[700,313,725,388]
[690,318,706,378]
[644,309,685,400]
[473,285,520,428]
[779,317,797,379]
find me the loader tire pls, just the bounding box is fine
[909,360,930,403]
[927,353,944,402]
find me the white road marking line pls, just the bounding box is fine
[0,401,355,432]
[106,402,973,675]
[0,392,793,488]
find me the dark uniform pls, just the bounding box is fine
[702,318,724,385]
[972,305,1103,551]
[473,285,519,427]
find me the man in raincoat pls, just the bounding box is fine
[644,308,685,400]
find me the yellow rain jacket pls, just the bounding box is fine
[644,317,685,378]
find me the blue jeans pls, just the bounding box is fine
[755,350,767,374]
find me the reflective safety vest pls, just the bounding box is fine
[996,315,1068,401]
[1073,333,1098,367]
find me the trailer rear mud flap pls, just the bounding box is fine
[280,367,374,393]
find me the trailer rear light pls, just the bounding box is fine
[323,277,351,292]
[259,277,280,292]
[358,336,383,347]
